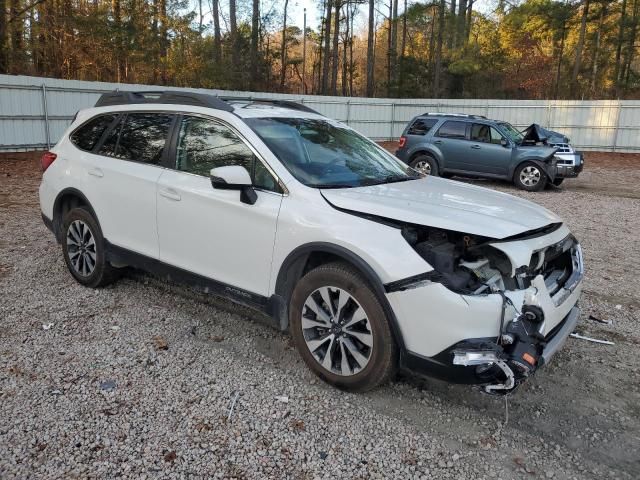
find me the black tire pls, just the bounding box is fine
[552,178,564,187]
[61,207,120,288]
[410,154,439,176]
[289,262,397,392]
[514,162,547,191]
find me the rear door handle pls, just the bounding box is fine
[159,188,181,201]
[471,144,481,149]
[88,168,103,178]
[433,140,443,145]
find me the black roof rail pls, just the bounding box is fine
[94,90,234,112]
[221,96,323,116]
[422,112,487,119]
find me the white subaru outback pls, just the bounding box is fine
[39,91,584,393]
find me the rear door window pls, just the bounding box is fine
[97,113,173,164]
[70,114,117,151]
[407,118,438,136]
[435,121,467,139]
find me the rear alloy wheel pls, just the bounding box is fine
[289,262,396,392]
[410,154,439,176]
[62,207,120,288]
[514,162,547,191]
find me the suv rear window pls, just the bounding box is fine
[70,114,117,151]
[98,113,173,164]
[407,118,437,136]
[435,121,467,139]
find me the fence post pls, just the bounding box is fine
[390,102,395,140]
[345,99,351,125]
[612,101,622,152]
[41,84,51,150]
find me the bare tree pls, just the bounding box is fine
[590,1,608,95]
[434,0,445,97]
[212,0,221,64]
[331,0,341,94]
[229,0,238,79]
[251,0,259,87]
[280,0,289,89]
[614,0,628,97]
[571,0,591,97]
[322,0,333,94]
[366,0,375,96]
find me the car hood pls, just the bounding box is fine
[321,177,562,239]
[522,124,570,144]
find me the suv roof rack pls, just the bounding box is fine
[94,90,235,112]
[221,96,322,116]
[423,112,487,119]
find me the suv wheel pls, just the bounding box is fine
[289,262,397,392]
[410,154,439,176]
[62,207,120,288]
[514,162,547,191]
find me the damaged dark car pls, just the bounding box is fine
[395,113,584,191]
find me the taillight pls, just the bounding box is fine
[398,136,406,148]
[41,151,57,172]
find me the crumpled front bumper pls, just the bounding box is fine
[387,234,584,392]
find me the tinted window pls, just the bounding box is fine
[97,116,122,157]
[116,113,173,164]
[471,123,491,142]
[70,114,116,151]
[176,116,280,192]
[407,118,437,136]
[435,121,467,139]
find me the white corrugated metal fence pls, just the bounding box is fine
[1,74,639,152]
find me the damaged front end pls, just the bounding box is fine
[397,223,584,394]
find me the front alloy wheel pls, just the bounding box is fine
[289,262,396,392]
[515,162,547,191]
[301,286,373,376]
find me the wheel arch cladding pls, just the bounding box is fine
[273,242,406,350]
[410,149,441,169]
[53,188,101,242]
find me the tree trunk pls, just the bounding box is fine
[434,0,445,97]
[280,0,289,90]
[623,0,639,91]
[0,0,6,73]
[9,0,23,72]
[229,0,238,80]
[466,0,474,41]
[590,2,607,96]
[113,0,124,82]
[554,20,567,99]
[349,2,354,95]
[321,0,333,94]
[159,0,168,84]
[366,0,375,96]
[399,0,407,93]
[342,2,348,96]
[213,0,221,64]
[571,0,590,98]
[614,0,628,97]
[458,0,468,47]
[331,0,340,95]
[448,0,456,50]
[386,2,392,96]
[389,0,398,94]
[250,0,259,87]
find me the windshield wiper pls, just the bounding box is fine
[312,183,358,189]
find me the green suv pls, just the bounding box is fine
[395,113,584,191]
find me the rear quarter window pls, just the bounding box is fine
[70,114,117,151]
[435,121,467,139]
[407,118,438,136]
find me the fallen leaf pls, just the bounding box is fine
[153,336,168,350]
[164,450,176,462]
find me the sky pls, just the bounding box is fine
[196,0,496,36]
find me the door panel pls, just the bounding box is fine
[82,112,174,258]
[156,114,283,296]
[156,170,282,296]
[462,124,511,175]
[433,121,468,170]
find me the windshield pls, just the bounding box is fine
[498,122,524,144]
[245,117,419,188]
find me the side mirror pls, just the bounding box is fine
[501,138,509,147]
[210,166,257,205]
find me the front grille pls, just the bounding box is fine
[550,143,572,153]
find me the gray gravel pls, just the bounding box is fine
[1,156,639,479]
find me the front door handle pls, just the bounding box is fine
[159,188,181,201]
[88,168,104,178]
[471,144,481,149]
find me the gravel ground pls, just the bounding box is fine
[1,153,639,479]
